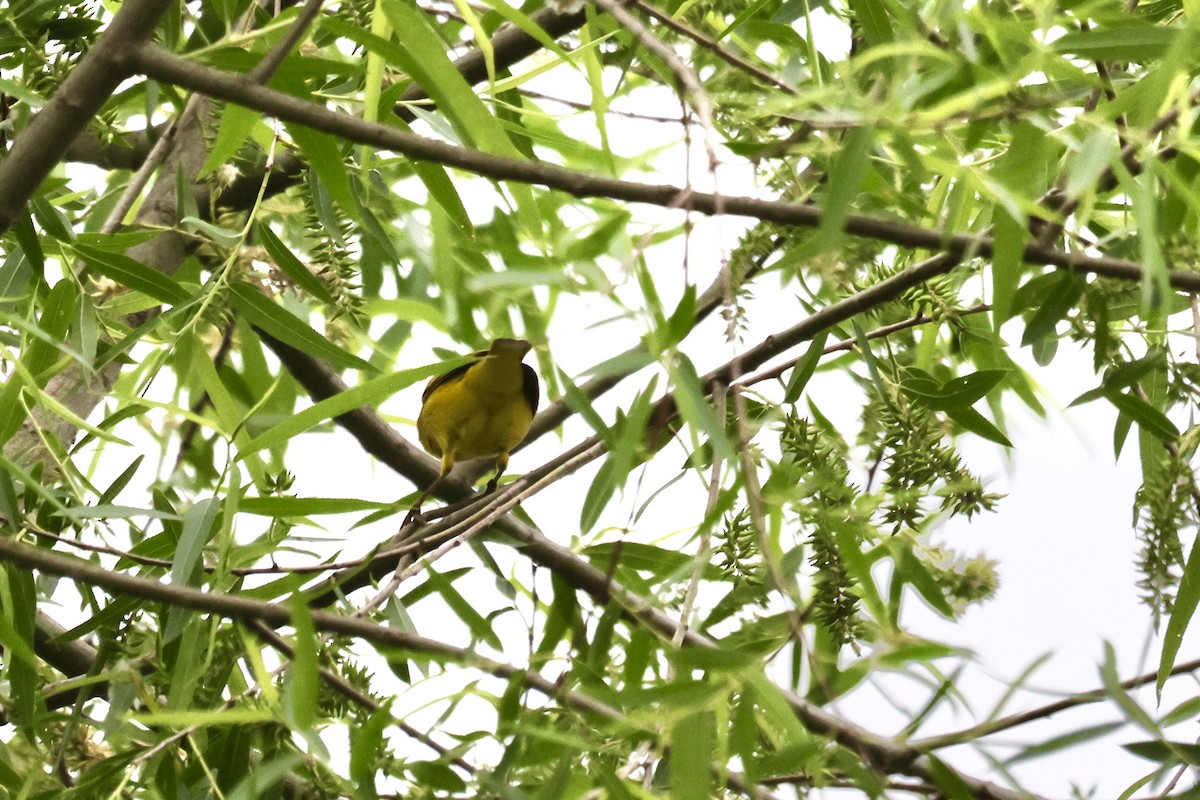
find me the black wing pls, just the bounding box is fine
[421,350,486,403]
[521,363,539,416]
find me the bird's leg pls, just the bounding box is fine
[405,467,450,525]
[485,452,510,494]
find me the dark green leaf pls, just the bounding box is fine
[229,281,372,371]
[74,244,190,305]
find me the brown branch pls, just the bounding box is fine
[245,619,476,774]
[393,6,588,120]
[0,536,624,720]
[297,250,1046,798]
[914,656,1200,752]
[0,536,777,799]
[628,0,797,95]
[126,44,1200,292]
[0,0,175,234]
[63,124,169,170]
[740,304,993,388]
[248,0,326,83]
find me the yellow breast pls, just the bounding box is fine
[417,351,535,462]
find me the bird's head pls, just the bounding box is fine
[488,338,533,359]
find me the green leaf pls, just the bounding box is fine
[925,755,973,800]
[889,540,954,618]
[180,216,244,247]
[668,646,761,672]
[1160,530,1200,698]
[991,210,1025,329]
[1066,130,1118,197]
[171,497,220,588]
[380,1,510,153]
[1103,642,1158,734]
[11,213,43,274]
[97,455,145,505]
[0,250,32,312]
[1021,272,1085,348]
[228,281,371,371]
[1005,722,1124,765]
[257,221,336,304]
[818,125,874,253]
[901,369,1009,411]
[846,0,893,48]
[23,278,77,380]
[239,358,454,455]
[285,124,360,223]
[665,284,697,347]
[199,102,261,178]
[1104,389,1179,443]
[783,331,829,404]
[670,354,733,463]
[227,754,305,800]
[287,594,319,730]
[580,457,616,533]
[74,244,190,305]
[350,704,389,800]
[945,406,1013,447]
[424,569,502,650]
[2,564,38,732]
[238,496,390,516]
[1123,739,1200,766]
[1053,24,1177,61]
[669,710,716,800]
[1161,695,1200,727]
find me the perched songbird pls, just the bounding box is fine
[406,338,539,523]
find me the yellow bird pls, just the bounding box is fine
[407,338,539,523]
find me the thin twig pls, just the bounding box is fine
[914,656,1200,751]
[248,0,325,83]
[245,619,476,773]
[589,0,719,177]
[628,0,797,95]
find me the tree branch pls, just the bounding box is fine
[127,43,1200,292]
[0,0,174,234]
[915,656,1200,751]
[392,6,588,120]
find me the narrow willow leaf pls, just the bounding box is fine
[285,123,360,223]
[171,497,220,588]
[670,710,716,800]
[1006,722,1124,765]
[287,594,319,731]
[1066,130,1118,197]
[257,221,336,304]
[1104,389,1179,442]
[945,406,1013,447]
[199,103,261,178]
[239,358,454,455]
[228,281,371,371]
[74,244,190,305]
[238,496,389,516]
[1053,24,1176,61]
[992,210,1024,329]
[846,0,893,47]
[784,330,829,404]
[1159,532,1200,698]
[818,125,874,254]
